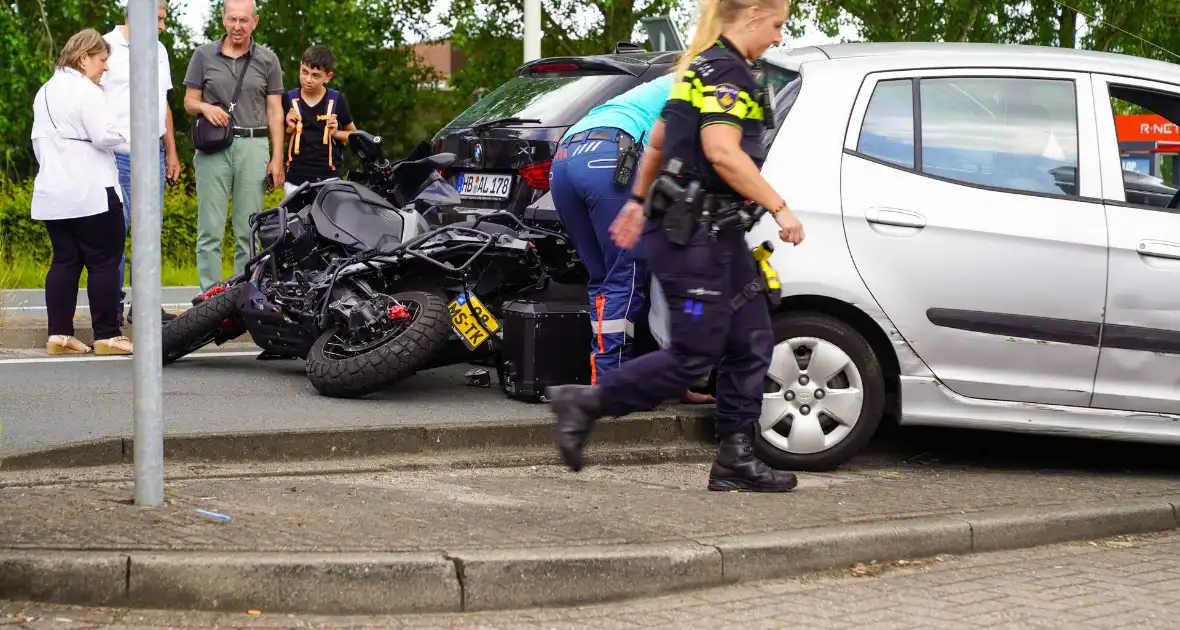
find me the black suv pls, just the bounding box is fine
[430,47,803,220]
[429,47,802,286]
[430,49,680,225]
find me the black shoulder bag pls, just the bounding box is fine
[190,53,254,154]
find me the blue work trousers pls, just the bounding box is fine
[114,141,166,309]
[551,128,648,382]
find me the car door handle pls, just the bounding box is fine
[866,207,926,228]
[1137,240,1180,261]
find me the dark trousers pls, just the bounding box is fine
[44,187,126,340]
[597,218,774,436]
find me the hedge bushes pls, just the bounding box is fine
[0,172,285,269]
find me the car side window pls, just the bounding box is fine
[857,79,916,168]
[1104,82,1180,212]
[919,77,1080,197]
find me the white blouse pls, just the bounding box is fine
[30,67,131,221]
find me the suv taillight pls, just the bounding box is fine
[519,161,552,190]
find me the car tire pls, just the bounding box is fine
[754,310,886,472]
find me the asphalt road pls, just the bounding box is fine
[7,339,1180,472]
[0,345,553,457]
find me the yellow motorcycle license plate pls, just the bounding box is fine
[448,292,500,350]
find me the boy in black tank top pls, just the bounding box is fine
[282,45,356,196]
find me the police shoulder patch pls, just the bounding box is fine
[715,83,740,111]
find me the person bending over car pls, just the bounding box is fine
[551,73,714,406]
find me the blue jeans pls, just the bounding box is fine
[114,141,166,308]
[550,127,649,382]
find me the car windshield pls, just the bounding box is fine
[441,73,638,130]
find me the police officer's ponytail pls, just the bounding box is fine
[672,0,789,78]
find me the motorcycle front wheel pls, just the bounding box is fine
[162,283,246,365]
[304,290,451,398]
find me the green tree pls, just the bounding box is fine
[1082,1,1179,62]
[0,0,197,182]
[442,0,706,104]
[792,0,1178,59]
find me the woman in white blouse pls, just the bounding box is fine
[31,29,134,355]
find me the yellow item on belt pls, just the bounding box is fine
[752,241,780,290]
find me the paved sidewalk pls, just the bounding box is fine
[0,316,95,349]
[2,457,1179,553]
[4,529,1179,628]
[3,451,1180,616]
[0,314,197,349]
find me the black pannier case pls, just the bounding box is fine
[497,300,592,402]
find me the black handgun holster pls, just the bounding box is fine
[645,175,702,247]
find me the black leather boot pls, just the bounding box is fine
[707,426,798,492]
[545,384,605,472]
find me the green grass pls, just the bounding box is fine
[0,256,235,290]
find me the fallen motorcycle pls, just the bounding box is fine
[161,131,572,399]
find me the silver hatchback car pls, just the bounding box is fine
[662,42,1180,471]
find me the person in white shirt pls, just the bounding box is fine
[102,0,180,325]
[30,29,134,356]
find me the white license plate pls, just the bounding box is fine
[456,173,513,199]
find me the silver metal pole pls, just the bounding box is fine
[128,0,164,506]
[523,0,541,62]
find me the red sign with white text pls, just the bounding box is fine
[1116,114,1180,143]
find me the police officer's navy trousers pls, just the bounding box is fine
[551,128,648,382]
[597,217,775,436]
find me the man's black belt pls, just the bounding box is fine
[233,127,269,138]
[563,127,640,188]
[563,128,635,151]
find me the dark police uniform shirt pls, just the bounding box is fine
[660,36,768,195]
[281,90,354,186]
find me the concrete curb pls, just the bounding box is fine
[0,324,102,349]
[0,412,716,470]
[1,498,1177,615]
[0,325,254,349]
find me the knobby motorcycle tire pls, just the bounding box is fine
[304,290,452,398]
[162,284,245,365]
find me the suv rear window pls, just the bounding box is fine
[441,73,639,130]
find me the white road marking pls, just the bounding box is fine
[0,350,262,365]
